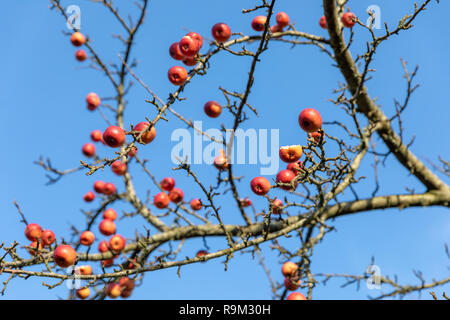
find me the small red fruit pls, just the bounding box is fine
[77,265,93,275]
[111,160,127,176]
[276,169,297,190]
[121,289,133,298]
[169,42,184,60]
[168,66,188,86]
[105,283,121,299]
[287,161,303,173]
[80,231,95,246]
[182,56,197,67]
[99,219,116,236]
[75,49,87,61]
[103,208,118,221]
[169,188,184,203]
[102,258,114,268]
[86,92,101,110]
[186,32,203,49]
[103,126,126,148]
[109,234,126,252]
[103,182,117,195]
[93,180,105,194]
[98,240,110,253]
[250,177,271,196]
[272,198,284,214]
[160,177,175,191]
[212,23,231,42]
[276,12,290,28]
[27,241,44,256]
[196,250,208,257]
[82,143,96,157]
[119,277,135,291]
[133,122,156,144]
[284,277,301,291]
[298,108,323,133]
[241,197,253,207]
[252,16,267,31]
[342,12,356,28]
[41,230,56,246]
[25,223,43,241]
[281,261,298,277]
[154,192,170,209]
[279,145,303,163]
[128,146,137,157]
[286,292,307,300]
[76,287,90,299]
[309,131,323,144]
[319,16,327,29]
[213,149,228,170]
[271,25,283,33]
[70,32,86,47]
[53,245,77,268]
[190,198,203,211]
[204,101,222,118]
[91,129,103,142]
[83,191,95,202]
[179,35,200,57]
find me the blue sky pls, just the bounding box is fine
[1,0,449,299]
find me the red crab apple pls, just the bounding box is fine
[204,101,222,118]
[160,177,175,191]
[342,12,356,28]
[298,108,322,133]
[154,192,170,209]
[27,241,44,256]
[111,160,127,176]
[76,287,90,300]
[54,245,77,268]
[279,145,303,163]
[83,191,95,202]
[103,126,126,148]
[284,277,301,291]
[82,143,96,157]
[127,258,138,270]
[196,250,208,257]
[70,32,86,47]
[103,182,116,195]
[41,230,56,246]
[168,66,188,86]
[91,129,103,142]
[287,292,307,300]
[319,16,327,29]
[169,188,184,203]
[169,42,184,60]
[252,16,267,31]
[133,122,156,144]
[276,12,290,28]
[182,56,197,67]
[190,198,203,211]
[80,231,95,246]
[98,240,110,253]
[121,290,133,298]
[179,35,200,57]
[102,258,114,267]
[212,23,231,42]
[75,49,87,61]
[128,146,137,157]
[119,277,135,291]
[272,198,284,214]
[106,283,121,299]
[271,24,283,33]
[86,92,101,110]
[276,169,297,190]
[250,177,271,196]
[241,197,253,207]
[103,208,118,221]
[282,261,298,277]
[309,131,323,144]
[109,234,126,252]
[94,180,106,194]
[25,223,43,241]
[77,265,93,275]
[214,149,228,170]
[186,32,203,49]
[287,161,303,173]
[99,219,116,236]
